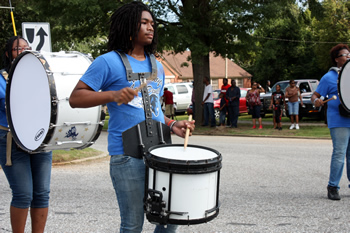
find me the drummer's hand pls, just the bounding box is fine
[172,120,196,138]
[114,87,138,105]
[314,98,324,108]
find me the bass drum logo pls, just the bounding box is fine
[34,128,45,141]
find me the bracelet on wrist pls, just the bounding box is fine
[169,121,177,132]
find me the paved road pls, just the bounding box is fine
[2,132,350,232]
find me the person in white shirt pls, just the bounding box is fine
[201,76,216,127]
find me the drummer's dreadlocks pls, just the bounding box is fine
[330,44,349,67]
[2,36,26,72]
[108,1,158,55]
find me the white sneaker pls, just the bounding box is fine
[296,124,300,130]
[289,124,295,130]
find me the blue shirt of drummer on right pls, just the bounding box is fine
[316,69,350,129]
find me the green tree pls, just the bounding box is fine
[312,0,350,70]
[151,0,293,125]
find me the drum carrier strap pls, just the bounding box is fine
[0,69,12,166]
[115,51,171,159]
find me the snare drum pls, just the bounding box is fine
[144,144,222,225]
[338,60,350,113]
[6,51,105,153]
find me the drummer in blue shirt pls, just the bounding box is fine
[311,44,350,201]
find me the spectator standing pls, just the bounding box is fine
[226,79,240,128]
[246,82,265,129]
[274,99,283,130]
[265,80,272,92]
[311,44,350,200]
[221,78,231,125]
[218,93,227,126]
[191,82,195,119]
[163,87,174,119]
[201,76,216,127]
[269,84,285,129]
[285,80,303,130]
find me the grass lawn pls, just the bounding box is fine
[103,113,330,139]
[52,148,103,163]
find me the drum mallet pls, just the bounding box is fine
[184,115,192,150]
[321,95,337,104]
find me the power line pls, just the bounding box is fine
[254,35,349,44]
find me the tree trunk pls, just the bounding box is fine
[192,53,210,127]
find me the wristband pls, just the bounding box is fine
[167,120,175,126]
[169,121,177,132]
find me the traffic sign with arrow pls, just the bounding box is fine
[22,22,52,52]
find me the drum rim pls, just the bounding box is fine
[338,59,350,112]
[145,144,222,174]
[5,51,58,153]
[146,209,219,225]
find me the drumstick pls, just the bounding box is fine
[322,95,337,103]
[184,115,192,150]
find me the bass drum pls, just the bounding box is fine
[6,51,105,153]
[338,60,350,113]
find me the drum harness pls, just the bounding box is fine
[116,51,172,159]
[0,69,12,166]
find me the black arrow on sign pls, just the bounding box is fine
[36,27,48,51]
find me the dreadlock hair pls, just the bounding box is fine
[2,36,27,72]
[108,1,158,54]
[330,44,349,67]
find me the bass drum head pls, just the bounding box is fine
[338,60,350,112]
[6,52,52,152]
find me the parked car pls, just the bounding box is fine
[213,88,249,119]
[164,82,193,114]
[186,88,249,119]
[260,79,324,120]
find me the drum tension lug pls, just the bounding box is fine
[145,189,168,224]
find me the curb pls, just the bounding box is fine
[192,132,331,140]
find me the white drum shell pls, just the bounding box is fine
[7,51,103,152]
[148,168,219,220]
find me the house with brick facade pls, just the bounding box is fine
[158,51,252,90]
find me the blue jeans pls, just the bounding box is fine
[288,101,299,115]
[219,110,226,125]
[203,103,216,126]
[0,130,52,209]
[110,155,178,233]
[328,128,350,189]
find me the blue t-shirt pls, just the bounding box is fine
[80,51,165,155]
[0,73,7,128]
[316,69,350,129]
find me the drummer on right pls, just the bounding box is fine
[311,44,350,201]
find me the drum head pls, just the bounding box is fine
[150,145,218,160]
[338,60,350,112]
[6,52,52,151]
[147,144,222,174]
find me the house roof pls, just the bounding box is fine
[159,50,252,79]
